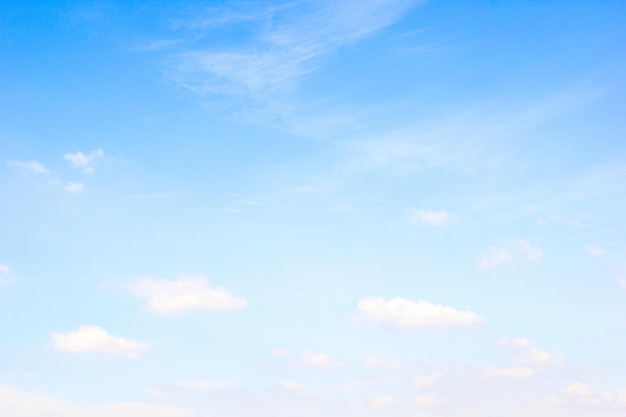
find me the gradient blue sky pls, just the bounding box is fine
[1,1,626,416]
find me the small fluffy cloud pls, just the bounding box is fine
[64,148,104,173]
[414,373,442,389]
[364,354,401,369]
[358,297,483,328]
[51,325,152,358]
[485,366,535,379]
[585,245,605,256]
[562,382,626,408]
[415,393,446,406]
[280,380,317,397]
[480,240,542,270]
[408,209,450,226]
[498,338,531,347]
[122,275,247,315]
[298,350,344,369]
[65,182,84,192]
[7,160,48,174]
[369,395,396,408]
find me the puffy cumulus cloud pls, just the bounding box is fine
[65,182,84,192]
[280,380,317,397]
[358,297,483,329]
[480,240,543,270]
[364,354,401,369]
[298,350,344,369]
[484,366,535,379]
[561,382,626,408]
[585,245,605,256]
[51,325,152,358]
[407,209,450,226]
[64,148,104,173]
[7,160,48,174]
[414,373,442,389]
[0,383,189,417]
[415,393,446,406]
[122,275,247,315]
[368,395,396,408]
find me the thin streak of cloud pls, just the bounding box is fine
[7,160,48,174]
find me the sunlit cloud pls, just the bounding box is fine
[65,182,84,192]
[7,160,48,174]
[64,148,104,173]
[358,297,483,328]
[51,325,152,358]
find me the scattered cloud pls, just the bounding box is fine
[585,245,605,256]
[7,160,48,174]
[65,182,84,192]
[122,275,247,315]
[298,350,344,369]
[480,240,542,270]
[561,382,626,408]
[535,214,584,227]
[0,383,189,417]
[273,348,292,358]
[414,393,446,406]
[369,395,396,408]
[364,354,401,369]
[0,263,9,274]
[498,338,531,348]
[280,380,317,397]
[408,209,450,226]
[485,366,535,379]
[50,325,152,358]
[173,379,237,392]
[414,373,442,389]
[358,297,483,328]
[64,148,104,173]
[620,278,626,290]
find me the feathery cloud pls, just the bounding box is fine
[480,240,542,270]
[65,182,84,192]
[484,366,535,379]
[562,382,626,408]
[298,350,344,369]
[620,278,626,290]
[51,325,152,358]
[408,209,450,226]
[479,247,515,270]
[64,148,104,173]
[280,380,317,397]
[369,395,396,408]
[415,393,446,406]
[7,160,48,174]
[414,373,442,389]
[584,245,605,256]
[364,354,401,369]
[358,297,483,328]
[122,275,247,315]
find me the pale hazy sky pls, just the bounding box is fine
[1,1,626,416]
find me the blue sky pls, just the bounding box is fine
[1,1,626,416]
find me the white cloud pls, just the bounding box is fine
[64,148,104,173]
[485,366,535,379]
[480,247,515,270]
[7,160,48,174]
[585,245,605,256]
[414,373,442,389]
[369,395,396,408]
[364,354,401,369]
[298,350,344,369]
[65,182,84,192]
[562,382,626,408]
[415,393,446,406]
[173,380,236,392]
[620,278,626,290]
[358,297,483,328]
[0,383,189,417]
[51,325,152,358]
[408,209,450,226]
[498,338,531,347]
[514,240,543,261]
[0,263,9,274]
[122,275,247,315]
[280,380,317,397]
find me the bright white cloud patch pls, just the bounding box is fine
[485,366,535,379]
[173,380,236,392]
[0,383,189,417]
[562,382,626,408]
[51,325,152,358]
[123,275,247,315]
[358,297,483,328]
[584,245,605,256]
[364,354,401,369]
[65,182,84,192]
[408,209,450,226]
[280,380,317,397]
[7,160,48,174]
[64,148,104,173]
[415,393,445,406]
[369,395,396,408]
[298,350,344,369]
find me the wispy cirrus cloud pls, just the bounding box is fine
[480,240,542,270]
[298,350,344,369]
[364,354,401,369]
[51,325,152,358]
[369,395,396,408]
[64,148,104,173]
[561,382,626,409]
[408,209,450,226]
[280,380,317,397]
[121,275,247,315]
[358,297,483,329]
